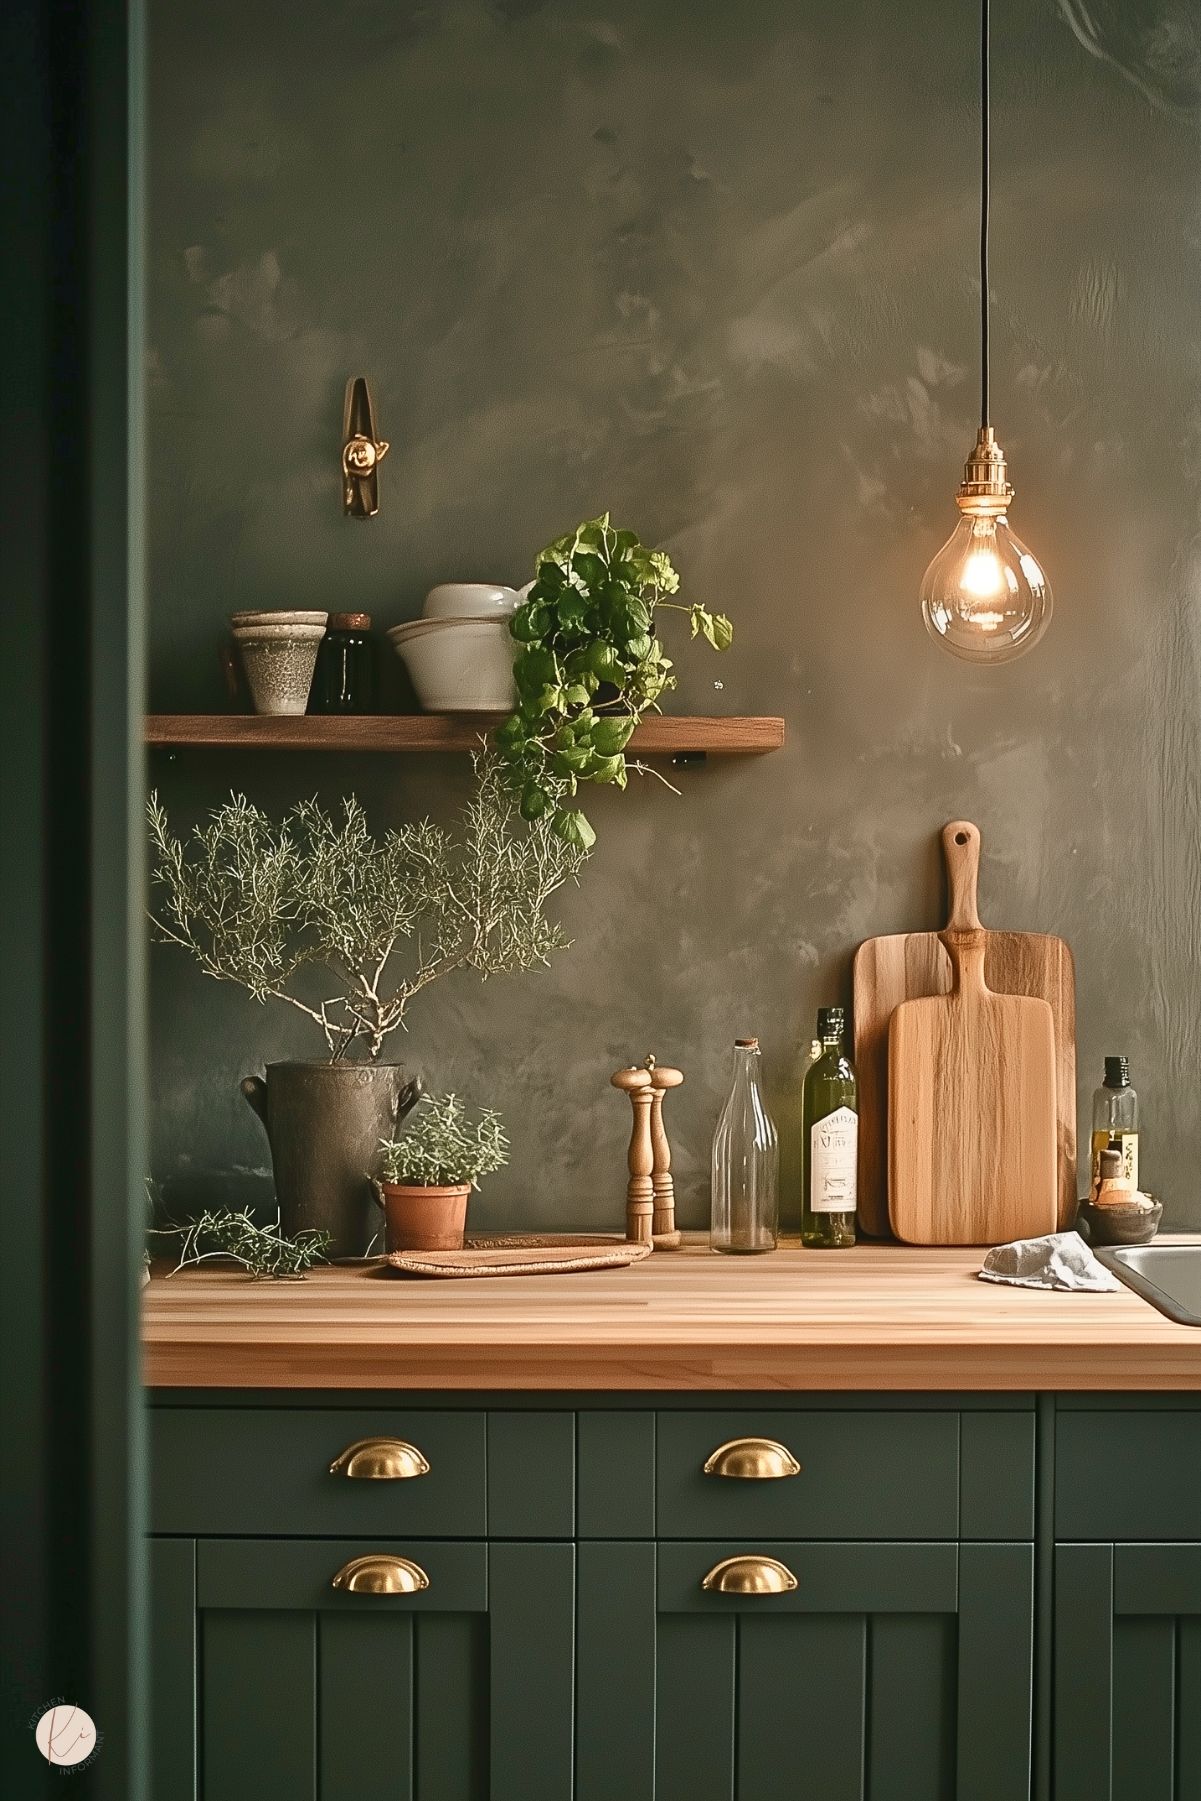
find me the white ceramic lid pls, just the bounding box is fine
[387,615,513,643]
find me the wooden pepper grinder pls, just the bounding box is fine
[645,1054,683,1250]
[611,1056,685,1249]
[611,1065,655,1246]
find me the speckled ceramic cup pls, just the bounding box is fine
[231,612,327,716]
[230,610,328,631]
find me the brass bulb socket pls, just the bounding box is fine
[955,425,1014,518]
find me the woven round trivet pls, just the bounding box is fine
[384,1234,653,1278]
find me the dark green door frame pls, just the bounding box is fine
[0,0,145,1797]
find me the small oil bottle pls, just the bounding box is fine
[800,1007,857,1248]
[1090,1056,1139,1190]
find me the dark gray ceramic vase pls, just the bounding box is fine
[241,1060,422,1258]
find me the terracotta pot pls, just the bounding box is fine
[379,1182,471,1252]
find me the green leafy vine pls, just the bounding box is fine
[496,515,733,849]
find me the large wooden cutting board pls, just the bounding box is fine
[853,821,1076,1237]
[889,930,1059,1245]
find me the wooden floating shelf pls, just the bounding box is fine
[144,714,785,756]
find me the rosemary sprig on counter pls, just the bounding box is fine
[150,1207,333,1280]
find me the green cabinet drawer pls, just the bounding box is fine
[656,1410,961,1539]
[150,1407,486,1536]
[1056,1412,1201,1539]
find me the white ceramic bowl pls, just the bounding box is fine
[422,583,521,622]
[388,617,517,713]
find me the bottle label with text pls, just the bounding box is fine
[1091,1130,1138,1191]
[810,1107,858,1213]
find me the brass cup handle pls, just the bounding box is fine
[329,1437,430,1480]
[702,1437,801,1480]
[702,1555,798,1595]
[331,1554,429,1596]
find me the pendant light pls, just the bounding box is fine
[920,0,1053,663]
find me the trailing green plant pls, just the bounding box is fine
[378,1093,509,1188]
[150,1207,333,1279]
[497,515,733,849]
[147,754,585,1061]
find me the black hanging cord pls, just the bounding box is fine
[979,0,990,428]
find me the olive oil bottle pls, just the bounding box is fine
[801,1007,857,1248]
[1090,1056,1139,1189]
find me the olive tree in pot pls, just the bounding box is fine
[376,1094,508,1252]
[147,757,583,1257]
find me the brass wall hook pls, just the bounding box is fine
[342,376,389,517]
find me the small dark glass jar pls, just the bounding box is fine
[309,612,376,714]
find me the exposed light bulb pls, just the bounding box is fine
[920,427,1052,665]
[921,0,1056,663]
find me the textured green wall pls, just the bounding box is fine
[147,0,1201,1230]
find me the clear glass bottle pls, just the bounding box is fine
[800,1006,857,1248]
[711,1038,779,1254]
[1090,1056,1138,1190]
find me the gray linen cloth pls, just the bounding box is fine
[978,1230,1121,1292]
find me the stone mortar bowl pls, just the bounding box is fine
[1075,1195,1163,1247]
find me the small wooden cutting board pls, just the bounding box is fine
[889,930,1059,1245]
[853,821,1075,1237]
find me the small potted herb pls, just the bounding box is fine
[377,1094,509,1252]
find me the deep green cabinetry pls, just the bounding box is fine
[151,1408,489,1536]
[149,1534,572,1801]
[148,1393,1201,1800]
[574,1406,1035,1542]
[654,1409,961,1537]
[578,1539,1033,1801]
[1055,1409,1201,1539]
[1054,1543,1201,1801]
[149,1408,577,1538]
[1052,1399,1201,1798]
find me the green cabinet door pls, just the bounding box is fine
[1055,1543,1201,1801]
[149,1538,574,1801]
[151,1538,198,1801]
[577,1541,1033,1801]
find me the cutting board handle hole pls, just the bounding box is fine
[953,830,970,845]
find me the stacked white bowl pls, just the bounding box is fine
[387,584,522,713]
[230,610,328,716]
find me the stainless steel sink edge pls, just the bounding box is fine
[1097,1245,1201,1327]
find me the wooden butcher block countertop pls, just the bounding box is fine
[142,1238,1201,1391]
